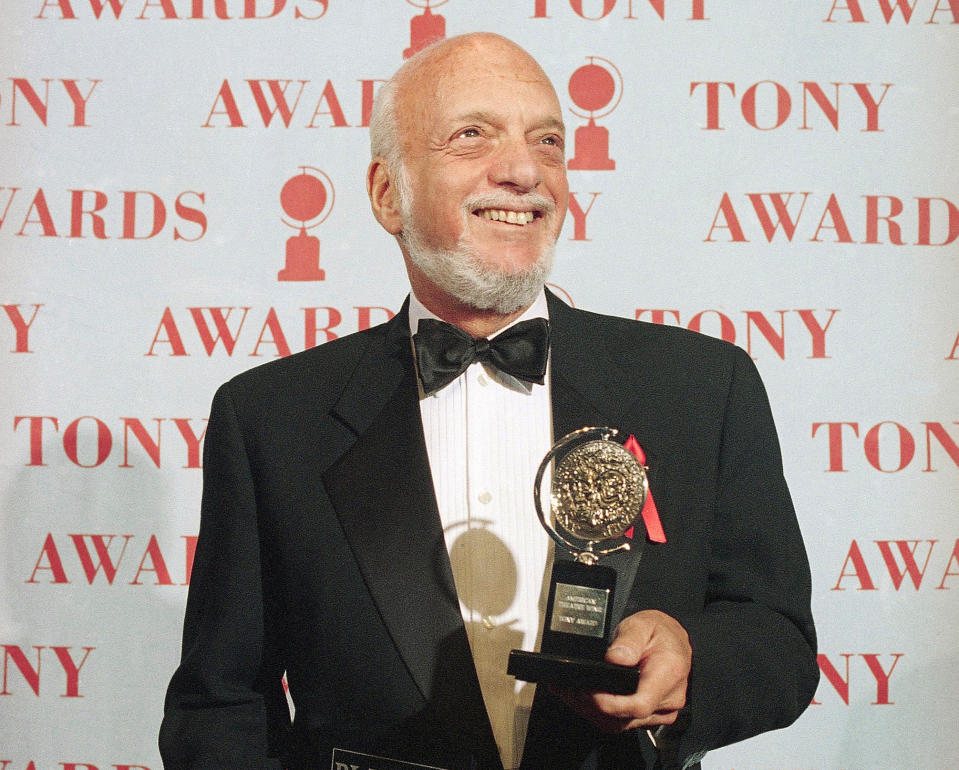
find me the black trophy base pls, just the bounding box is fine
[508,560,639,695]
[507,649,639,695]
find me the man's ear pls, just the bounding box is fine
[367,158,403,235]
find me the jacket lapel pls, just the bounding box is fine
[320,306,499,762]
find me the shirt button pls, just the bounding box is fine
[477,373,489,386]
[478,491,492,504]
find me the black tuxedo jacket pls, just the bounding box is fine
[160,293,817,769]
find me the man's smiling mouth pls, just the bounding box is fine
[474,208,538,226]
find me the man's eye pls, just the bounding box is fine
[457,128,480,139]
[541,135,563,148]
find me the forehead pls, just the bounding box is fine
[399,40,562,137]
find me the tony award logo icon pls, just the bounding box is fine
[277,167,334,282]
[403,0,448,59]
[567,57,623,171]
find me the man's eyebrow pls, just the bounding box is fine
[447,111,566,135]
[448,110,500,126]
[533,116,566,135]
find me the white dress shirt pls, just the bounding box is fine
[409,291,553,770]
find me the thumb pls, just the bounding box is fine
[605,641,641,667]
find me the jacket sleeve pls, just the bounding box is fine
[159,382,288,769]
[666,346,819,768]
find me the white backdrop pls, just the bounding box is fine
[2,1,957,767]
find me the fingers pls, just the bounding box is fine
[550,685,681,733]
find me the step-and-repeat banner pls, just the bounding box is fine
[2,1,957,767]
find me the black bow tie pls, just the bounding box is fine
[412,317,550,396]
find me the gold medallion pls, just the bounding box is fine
[552,438,647,541]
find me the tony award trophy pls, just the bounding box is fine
[508,427,648,694]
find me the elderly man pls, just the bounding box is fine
[160,33,817,770]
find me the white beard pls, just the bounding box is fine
[395,167,556,315]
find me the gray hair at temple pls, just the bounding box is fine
[369,35,507,177]
[368,42,448,209]
[368,71,402,176]
[368,40,446,178]
[369,35,522,209]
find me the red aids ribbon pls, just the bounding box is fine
[623,434,667,544]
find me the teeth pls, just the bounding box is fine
[479,209,535,225]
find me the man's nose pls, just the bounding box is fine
[488,139,542,193]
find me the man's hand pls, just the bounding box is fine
[551,610,692,733]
